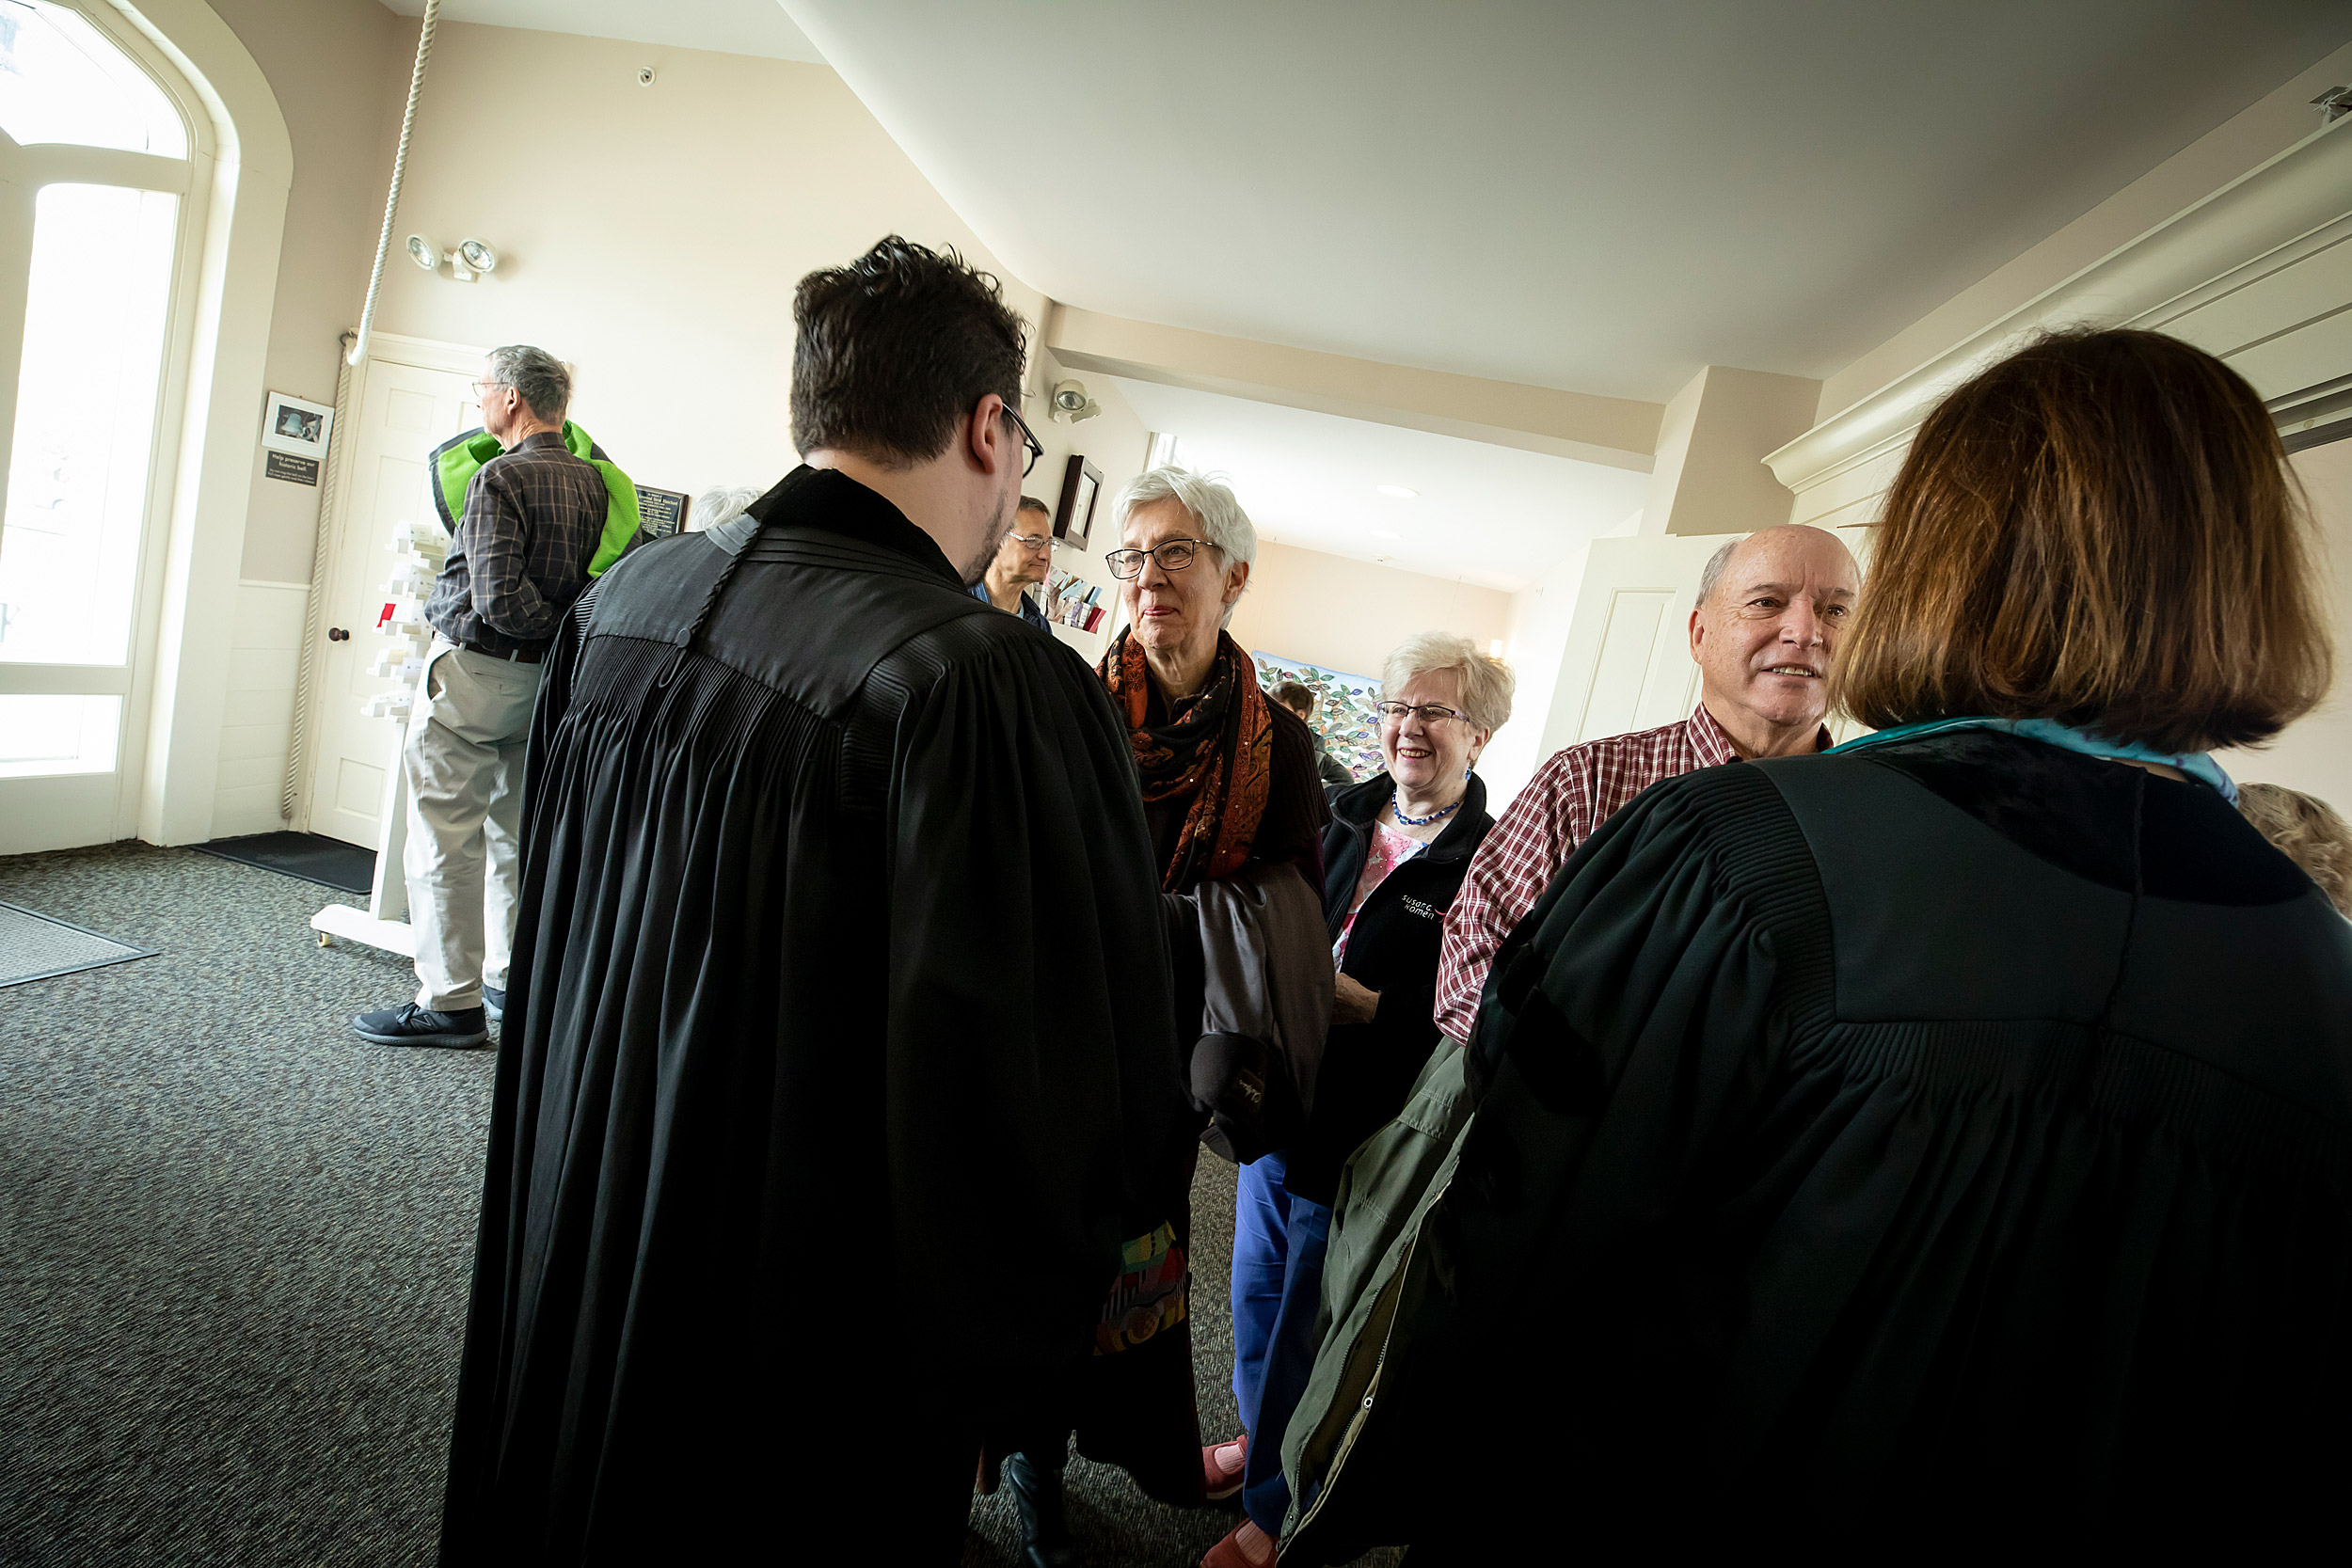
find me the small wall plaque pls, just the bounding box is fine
[265,451,321,486]
[636,485,690,538]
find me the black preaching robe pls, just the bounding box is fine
[439,467,1188,1562]
[1317,731,2352,1557]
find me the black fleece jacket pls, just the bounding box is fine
[1286,771,1493,1205]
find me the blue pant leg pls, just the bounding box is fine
[1240,1193,1333,1532]
[1229,1151,1294,1430]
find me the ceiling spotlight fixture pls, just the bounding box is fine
[1375,483,1418,499]
[405,233,438,272]
[1050,379,1102,423]
[1371,529,1400,539]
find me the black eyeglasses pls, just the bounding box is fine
[1104,537,1210,579]
[1002,404,1043,477]
[1374,701,1469,725]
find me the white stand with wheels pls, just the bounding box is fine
[311,519,442,958]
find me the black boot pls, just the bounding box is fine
[1000,1449,1081,1568]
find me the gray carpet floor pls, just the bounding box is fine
[0,841,1395,1566]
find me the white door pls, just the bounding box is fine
[1541,533,1732,760]
[302,356,478,847]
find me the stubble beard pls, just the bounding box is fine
[961,486,1017,587]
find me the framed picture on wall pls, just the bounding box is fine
[1055,454,1103,548]
[261,389,333,458]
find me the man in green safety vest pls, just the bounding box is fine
[353,344,631,1050]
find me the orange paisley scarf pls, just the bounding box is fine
[1100,628,1273,893]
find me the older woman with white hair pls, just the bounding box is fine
[1099,465,1327,891]
[684,485,763,533]
[996,467,1330,1568]
[1200,629,1512,1568]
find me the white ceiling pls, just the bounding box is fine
[377,0,825,64]
[1107,379,1648,594]
[787,1,2349,402]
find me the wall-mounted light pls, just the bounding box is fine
[405,233,501,283]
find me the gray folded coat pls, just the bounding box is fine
[1169,861,1334,1164]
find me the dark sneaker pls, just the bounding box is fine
[353,1003,488,1048]
[482,986,505,1022]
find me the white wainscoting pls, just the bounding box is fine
[212,579,309,838]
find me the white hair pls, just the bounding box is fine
[1383,630,1515,734]
[1697,536,1742,605]
[485,344,570,421]
[688,486,763,533]
[1114,466,1258,571]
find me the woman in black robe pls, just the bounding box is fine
[1280,328,2351,1560]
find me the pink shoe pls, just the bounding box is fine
[1200,1518,1278,1568]
[1201,1433,1248,1501]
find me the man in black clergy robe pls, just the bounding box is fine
[438,238,1191,1562]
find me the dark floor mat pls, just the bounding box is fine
[190,831,375,894]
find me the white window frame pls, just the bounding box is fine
[0,0,292,853]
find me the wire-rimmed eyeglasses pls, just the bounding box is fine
[1104,537,1209,578]
[1374,701,1470,725]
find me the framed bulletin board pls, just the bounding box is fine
[1054,455,1104,548]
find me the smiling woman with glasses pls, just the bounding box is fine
[1202,629,1514,1566]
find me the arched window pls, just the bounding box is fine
[0,1,193,806]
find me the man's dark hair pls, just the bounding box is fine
[1017,496,1052,516]
[1270,680,1315,716]
[791,236,1028,468]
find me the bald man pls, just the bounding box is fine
[1434,524,1859,1044]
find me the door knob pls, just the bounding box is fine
[327,627,349,641]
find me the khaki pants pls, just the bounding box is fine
[401,637,543,1012]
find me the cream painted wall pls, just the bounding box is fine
[2218,437,2352,801]
[351,23,1044,536]
[1025,346,1150,666]
[1479,543,1604,811]
[1641,365,1818,537]
[1226,538,1509,690]
[191,11,1153,834]
[208,0,406,583]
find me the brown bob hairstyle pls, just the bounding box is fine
[1835,327,2334,755]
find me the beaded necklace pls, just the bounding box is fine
[1391,791,1463,829]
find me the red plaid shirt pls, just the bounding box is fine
[1436,703,1789,1044]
